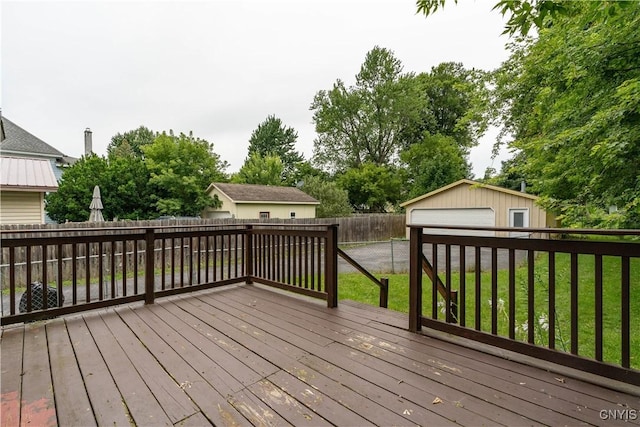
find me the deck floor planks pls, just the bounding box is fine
[64,315,133,426]
[121,304,248,395]
[83,311,174,426]
[102,309,203,424]
[185,292,423,426]
[246,379,333,426]
[246,285,637,422]
[0,326,24,427]
[45,319,96,427]
[2,283,639,427]
[341,299,640,408]
[20,322,57,427]
[232,288,535,425]
[216,287,520,425]
[116,306,252,427]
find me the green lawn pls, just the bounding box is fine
[338,253,640,369]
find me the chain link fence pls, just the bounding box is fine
[338,239,410,275]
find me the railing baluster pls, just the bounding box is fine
[42,244,48,310]
[86,242,91,303]
[110,242,116,298]
[459,245,466,327]
[491,247,498,335]
[122,240,127,297]
[548,251,556,349]
[445,244,452,323]
[58,244,64,307]
[310,237,315,291]
[508,249,515,339]
[570,252,578,354]
[527,250,535,344]
[475,246,481,331]
[621,256,630,368]
[595,254,603,361]
[98,242,104,301]
[72,243,78,304]
[432,243,438,320]
[133,240,139,294]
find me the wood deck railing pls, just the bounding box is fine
[409,225,640,386]
[0,224,338,325]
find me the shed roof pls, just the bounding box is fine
[0,116,67,160]
[400,179,538,207]
[208,183,319,204]
[0,156,59,191]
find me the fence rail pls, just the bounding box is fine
[409,225,640,386]
[1,224,338,325]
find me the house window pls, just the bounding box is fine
[290,211,296,219]
[508,208,530,238]
[259,211,270,220]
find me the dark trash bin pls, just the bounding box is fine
[19,282,64,313]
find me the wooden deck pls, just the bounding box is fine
[1,284,638,427]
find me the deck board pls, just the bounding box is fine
[2,283,639,426]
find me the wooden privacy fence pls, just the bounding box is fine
[0,224,339,325]
[0,214,406,244]
[409,225,640,386]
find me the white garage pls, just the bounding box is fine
[400,179,555,238]
[409,207,495,236]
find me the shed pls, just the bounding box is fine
[203,183,319,220]
[400,179,555,236]
[0,156,59,224]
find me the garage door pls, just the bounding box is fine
[410,208,495,236]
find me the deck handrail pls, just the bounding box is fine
[408,224,640,386]
[1,224,340,325]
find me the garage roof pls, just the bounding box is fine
[400,179,538,207]
[208,183,319,204]
[0,156,59,191]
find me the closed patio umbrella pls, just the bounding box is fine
[88,185,105,222]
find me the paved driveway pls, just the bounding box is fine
[338,240,528,274]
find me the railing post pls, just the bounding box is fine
[409,226,422,332]
[380,277,389,308]
[325,224,338,308]
[144,228,155,305]
[245,225,253,284]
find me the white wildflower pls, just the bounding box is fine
[538,313,549,331]
[437,301,447,315]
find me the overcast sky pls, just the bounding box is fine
[2,0,511,177]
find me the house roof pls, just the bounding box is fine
[208,183,319,204]
[400,178,538,207]
[0,156,59,191]
[0,116,68,160]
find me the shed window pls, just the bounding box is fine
[259,211,270,220]
[290,211,296,219]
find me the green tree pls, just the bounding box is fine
[143,131,228,216]
[247,115,304,185]
[311,46,423,172]
[299,175,352,218]
[45,154,109,222]
[406,63,489,154]
[493,2,640,227]
[337,163,405,212]
[102,154,153,220]
[231,153,284,186]
[400,133,470,200]
[415,1,630,36]
[107,126,155,158]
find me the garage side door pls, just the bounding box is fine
[410,208,495,236]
